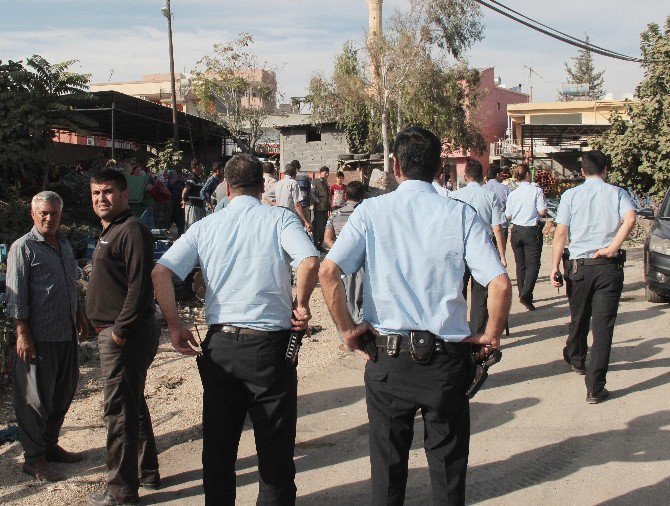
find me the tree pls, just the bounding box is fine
[559,35,605,101]
[0,55,92,188]
[592,17,670,197]
[146,139,184,174]
[308,0,485,171]
[190,33,276,154]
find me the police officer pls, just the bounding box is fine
[505,163,547,310]
[152,154,319,505]
[320,126,512,505]
[551,150,636,404]
[451,160,507,334]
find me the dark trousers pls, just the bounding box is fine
[98,319,160,501]
[564,263,624,394]
[197,329,297,506]
[170,199,185,236]
[12,338,79,463]
[510,225,543,303]
[462,267,488,334]
[365,350,473,506]
[312,210,328,246]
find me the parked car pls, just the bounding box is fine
[640,187,670,302]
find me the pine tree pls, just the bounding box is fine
[560,35,605,101]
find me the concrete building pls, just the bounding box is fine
[91,73,200,115]
[444,67,529,181]
[495,99,633,176]
[273,115,348,172]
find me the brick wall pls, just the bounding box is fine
[279,124,348,172]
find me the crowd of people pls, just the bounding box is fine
[4,125,637,505]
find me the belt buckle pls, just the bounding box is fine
[386,334,399,357]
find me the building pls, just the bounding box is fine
[91,73,199,115]
[444,67,529,181]
[272,115,348,172]
[494,99,633,176]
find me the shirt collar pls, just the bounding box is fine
[583,176,605,185]
[226,195,261,208]
[397,180,437,193]
[466,181,482,188]
[29,226,65,244]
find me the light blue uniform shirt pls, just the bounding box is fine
[326,180,506,341]
[555,177,636,259]
[432,181,450,197]
[158,195,318,330]
[505,182,547,226]
[483,179,510,228]
[450,182,504,233]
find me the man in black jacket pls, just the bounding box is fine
[86,169,159,506]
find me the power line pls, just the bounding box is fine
[473,0,645,63]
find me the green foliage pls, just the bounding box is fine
[592,17,670,196]
[560,34,605,101]
[0,186,32,246]
[190,34,276,153]
[0,55,93,186]
[147,139,184,174]
[308,0,485,168]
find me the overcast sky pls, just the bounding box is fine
[2,1,668,103]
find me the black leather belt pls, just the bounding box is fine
[374,334,472,355]
[574,257,620,266]
[209,324,289,338]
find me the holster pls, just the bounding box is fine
[409,330,436,365]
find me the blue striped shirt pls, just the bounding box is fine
[6,228,78,342]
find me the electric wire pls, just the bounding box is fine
[473,0,648,63]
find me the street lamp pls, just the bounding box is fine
[162,0,179,143]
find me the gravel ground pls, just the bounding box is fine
[0,287,345,505]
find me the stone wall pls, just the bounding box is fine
[279,124,348,172]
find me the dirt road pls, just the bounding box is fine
[1,245,669,505]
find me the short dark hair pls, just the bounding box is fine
[345,180,366,202]
[212,161,222,172]
[90,168,128,191]
[262,162,275,174]
[191,159,200,168]
[392,126,442,182]
[582,150,609,176]
[513,164,530,182]
[224,154,264,190]
[487,166,500,180]
[284,164,297,178]
[465,159,484,181]
[290,159,301,169]
[336,171,345,178]
[319,166,330,174]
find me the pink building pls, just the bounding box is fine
[444,67,528,182]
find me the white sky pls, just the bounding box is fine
[1,1,668,103]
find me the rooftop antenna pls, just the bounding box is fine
[108,69,114,82]
[523,65,542,101]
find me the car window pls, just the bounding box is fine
[660,189,670,218]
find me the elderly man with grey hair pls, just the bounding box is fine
[6,191,88,482]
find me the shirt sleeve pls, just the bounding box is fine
[464,212,507,287]
[5,242,30,319]
[325,213,335,230]
[618,188,637,217]
[504,192,514,221]
[491,194,505,227]
[113,224,157,339]
[325,206,366,275]
[279,211,319,268]
[554,191,571,226]
[157,225,200,280]
[291,182,301,206]
[536,187,547,212]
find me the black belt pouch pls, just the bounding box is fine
[409,331,436,365]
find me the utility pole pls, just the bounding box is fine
[523,65,543,102]
[162,0,179,143]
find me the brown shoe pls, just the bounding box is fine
[45,444,84,463]
[22,456,64,482]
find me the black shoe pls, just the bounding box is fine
[88,492,139,505]
[586,388,610,404]
[45,444,84,463]
[22,456,64,482]
[519,298,536,311]
[140,474,161,490]
[563,347,586,375]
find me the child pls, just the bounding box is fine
[330,171,347,209]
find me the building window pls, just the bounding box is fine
[306,128,321,143]
[497,102,501,111]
